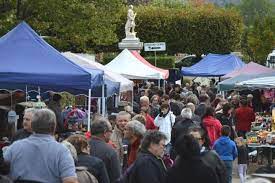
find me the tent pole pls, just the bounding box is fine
[102,84,105,117]
[25,85,28,102]
[97,98,101,114]
[158,79,160,89]
[163,80,166,94]
[88,89,91,132]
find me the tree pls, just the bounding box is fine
[0,0,124,53]
[245,16,275,64]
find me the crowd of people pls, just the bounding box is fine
[0,81,274,183]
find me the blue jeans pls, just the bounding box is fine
[223,160,233,183]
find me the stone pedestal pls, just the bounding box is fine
[118,33,143,51]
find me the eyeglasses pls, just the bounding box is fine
[195,137,203,141]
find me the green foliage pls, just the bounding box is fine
[244,17,275,64]
[122,5,243,55]
[102,52,119,65]
[0,0,124,53]
[238,0,274,26]
[145,55,175,69]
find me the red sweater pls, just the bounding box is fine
[203,116,222,147]
[235,106,255,132]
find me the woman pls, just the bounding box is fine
[216,103,237,140]
[167,134,219,183]
[124,120,146,167]
[66,134,110,183]
[121,131,167,183]
[202,107,222,147]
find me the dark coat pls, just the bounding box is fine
[77,153,110,183]
[126,151,167,183]
[195,103,207,118]
[166,157,219,183]
[90,137,121,183]
[201,150,227,183]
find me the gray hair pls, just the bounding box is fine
[141,131,167,151]
[181,108,192,119]
[91,118,112,136]
[24,108,36,115]
[140,96,149,103]
[187,94,199,105]
[117,111,131,120]
[186,103,195,113]
[126,120,146,138]
[31,108,56,134]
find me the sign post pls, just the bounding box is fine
[144,42,166,66]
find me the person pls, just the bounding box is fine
[189,127,227,183]
[0,148,12,182]
[11,108,36,143]
[121,131,167,183]
[110,111,131,166]
[247,94,254,109]
[150,95,160,118]
[216,103,237,140]
[4,108,77,183]
[132,114,146,126]
[62,140,98,183]
[235,137,249,183]
[202,107,222,147]
[186,102,201,125]
[124,120,146,167]
[140,106,156,130]
[154,103,175,152]
[48,93,64,133]
[90,118,121,183]
[213,125,238,183]
[66,134,110,183]
[171,108,197,158]
[125,5,136,36]
[167,134,219,183]
[235,98,255,138]
[169,92,184,116]
[195,94,210,118]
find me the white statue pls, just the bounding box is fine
[125,5,136,37]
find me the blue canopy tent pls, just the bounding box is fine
[0,22,105,130]
[218,72,275,91]
[181,53,245,77]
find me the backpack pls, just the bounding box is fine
[76,166,98,183]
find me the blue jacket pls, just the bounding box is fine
[213,136,238,161]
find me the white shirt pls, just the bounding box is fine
[154,111,175,145]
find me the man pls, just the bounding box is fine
[186,102,201,125]
[122,131,167,183]
[171,108,197,159]
[125,5,136,35]
[140,96,156,130]
[90,118,121,183]
[235,98,255,138]
[189,127,227,183]
[47,93,64,133]
[11,108,36,143]
[4,109,77,183]
[195,94,210,118]
[110,111,131,166]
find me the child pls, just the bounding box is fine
[235,137,249,183]
[213,125,238,183]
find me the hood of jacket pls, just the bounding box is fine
[203,116,219,127]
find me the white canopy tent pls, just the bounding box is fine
[62,52,134,92]
[105,49,169,80]
[237,76,275,89]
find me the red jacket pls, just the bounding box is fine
[203,116,222,147]
[145,114,157,130]
[235,106,255,132]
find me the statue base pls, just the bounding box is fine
[118,34,143,51]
